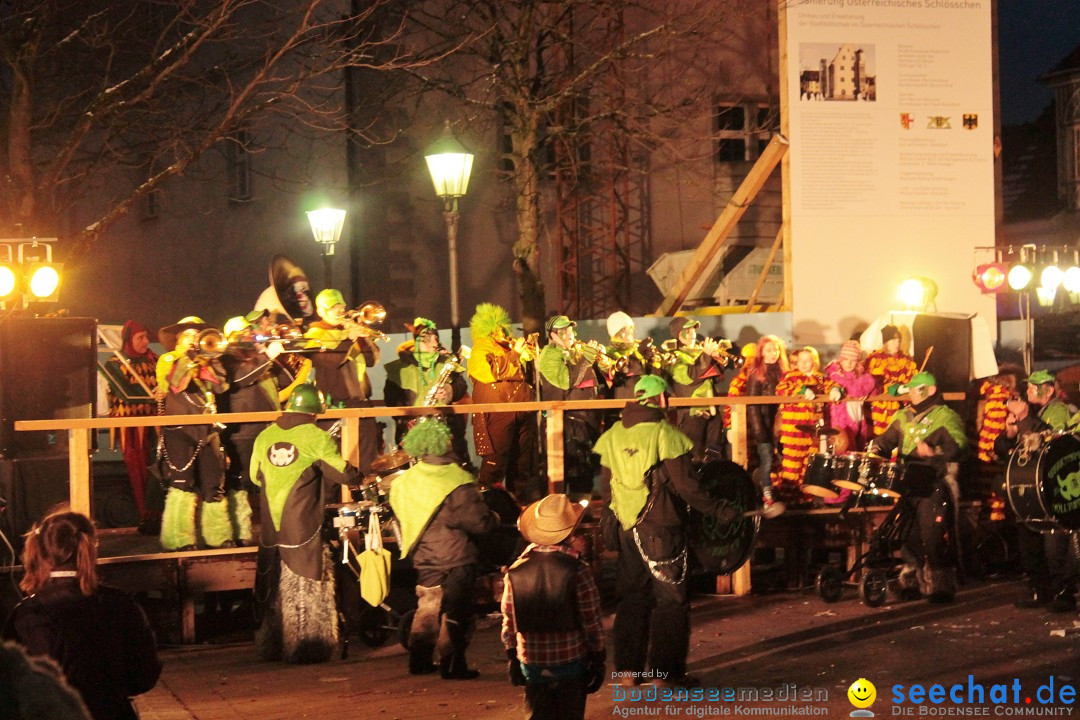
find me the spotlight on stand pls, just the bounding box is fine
[25,262,61,301]
[0,247,17,303]
[898,276,938,312]
[1062,249,1080,295]
[972,263,1008,293]
[1008,262,1033,291]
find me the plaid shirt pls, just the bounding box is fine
[501,544,605,666]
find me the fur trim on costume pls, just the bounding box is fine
[0,641,92,720]
[160,488,198,550]
[469,303,511,340]
[411,585,443,649]
[200,499,234,549]
[280,547,338,663]
[227,489,253,543]
[403,421,452,458]
[918,562,957,598]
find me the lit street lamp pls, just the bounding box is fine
[424,121,474,350]
[307,207,347,288]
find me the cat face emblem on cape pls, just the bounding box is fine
[268,442,298,467]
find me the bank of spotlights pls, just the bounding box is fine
[973,244,1080,299]
[0,240,63,306]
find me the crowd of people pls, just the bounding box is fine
[27,293,1077,719]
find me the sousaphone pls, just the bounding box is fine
[254,255,314,324]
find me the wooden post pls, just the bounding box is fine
[777,0,794,311]
[745,225,785,312]
[546,408,564,495]
[68,428,92,515]
[340,416,360,503]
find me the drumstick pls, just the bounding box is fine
[919,346,934,373]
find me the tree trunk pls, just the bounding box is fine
[510,118,546,336]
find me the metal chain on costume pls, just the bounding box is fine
[259,524,321,550]
[155,397,209,474]
[632,527,687,585]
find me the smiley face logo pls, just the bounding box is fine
[848,678,877,709]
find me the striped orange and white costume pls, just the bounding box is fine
[722,366,751,430]
[773,370,837,504]
[866,351,916,436]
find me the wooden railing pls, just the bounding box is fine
[14,392,964,516]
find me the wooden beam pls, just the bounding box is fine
[745,225,785,312]
[545,408,564,495]
[68,428,92,515]
[655,134,789,317]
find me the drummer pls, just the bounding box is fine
[996,370,1076,613]
[388,420,497,679]
[868,372,966,603]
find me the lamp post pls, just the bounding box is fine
[424,121,474,350]
[307,207,347,288]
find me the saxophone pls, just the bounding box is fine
[422,346,470,406]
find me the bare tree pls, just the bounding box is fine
[0,0,423,259]
[402,0,749,330]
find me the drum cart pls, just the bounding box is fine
[814,491,917,608]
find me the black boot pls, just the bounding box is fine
[439,618,479,680]
[1049,591,1077,614]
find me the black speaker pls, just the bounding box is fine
[0,456,70,557]
[0,317,97,458]
[911,314,972,394]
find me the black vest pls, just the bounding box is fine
[506,551,581,633]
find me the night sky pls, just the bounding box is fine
[998,0,1080,125]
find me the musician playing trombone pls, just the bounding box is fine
[537,315,604,497]
[303,289,381,474]
[384,317,470,463]
[155,316,232,551]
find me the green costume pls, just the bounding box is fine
[390,462,475,557]
[594,420,693,529]
[887,404,968,457]
[1040,399,1072,432]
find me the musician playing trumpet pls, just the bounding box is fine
[155,316,232,551]
[663,317,739,464]
[304,289,381,473]
[537,315,605,496]
[467,303,541,503]
[384,318,470,463]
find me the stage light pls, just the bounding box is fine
[972,263,1007,293]
[1008,263,1033,290]
[1064,266,1080,294]
[1041,264,1063,290]
[0,264,17,301]
[26,262,61,301]
[898,276,937,311]
[1036,286,1056,307]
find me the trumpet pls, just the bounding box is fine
[570,340,618,375]
[194,328,228,358]
[342,300,389,341]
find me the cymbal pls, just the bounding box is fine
[371,449,410,472]
[795,424,839,436]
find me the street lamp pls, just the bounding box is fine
[424,121,474,349]
[307,207,346,288]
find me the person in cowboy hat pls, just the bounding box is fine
[383,317,470,462]
[155,316,232,551]
[593,375,741,687]
[997,370,1077,612]
[501,494,606,720]
[389,420,497,679]
[869,371,967,603]
[536,314,604,497]
[249,383,361,663]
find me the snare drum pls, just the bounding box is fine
[833,452,887,492]
[866,462,903,498]
[1006,432,1080,532]
[801,453,840,499]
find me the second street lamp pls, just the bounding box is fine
[307,207,347,288]
[424,121,474,350]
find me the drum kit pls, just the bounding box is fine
[1005,431,1080,533]
[795,424,906,501]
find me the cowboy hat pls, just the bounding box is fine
[517,494,585,546]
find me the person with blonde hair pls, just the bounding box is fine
[3,507,160,720]
[744,335,790,517]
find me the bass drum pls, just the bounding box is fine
[687,460,760,575]
[1006,433,1080,532]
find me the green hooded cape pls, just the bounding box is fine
[389,461,475,557]
[594,420,692,529]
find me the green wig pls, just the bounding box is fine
[402,420,452,458]
[469,303,512,339]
